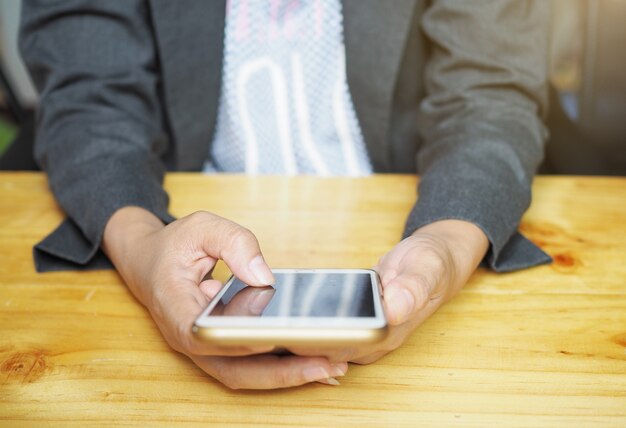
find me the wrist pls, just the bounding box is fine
[102,206,164,281]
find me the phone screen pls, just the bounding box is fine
[208,272,376,318]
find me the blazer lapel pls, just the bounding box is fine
[149,0,226,170]
[343,0,416,171]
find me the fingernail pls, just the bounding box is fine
[330,363,347,377]
[386,287,414,324]
[302,366,331,383]
[249,255,275,285]
[316,377,341,386]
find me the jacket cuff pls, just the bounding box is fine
[33,209,175,273]
[402,179,551,273]
[33,136,175,271]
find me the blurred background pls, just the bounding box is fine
[0,0,624,174]
[545,0,626,175]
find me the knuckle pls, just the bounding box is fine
[419,244,443,265]
[185,210,208,223]
[427,253,446,273]
[185,211,221,228]
[228,226,257,250]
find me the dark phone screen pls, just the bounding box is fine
[208,272,376,318]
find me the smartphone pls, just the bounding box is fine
[192,268,388,346]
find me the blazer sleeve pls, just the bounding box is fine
[20,0,175,272]
[402,0,552,272]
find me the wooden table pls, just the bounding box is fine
[0,172,625,427]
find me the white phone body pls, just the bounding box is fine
[192,268,388,346]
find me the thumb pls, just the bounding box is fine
[196,213,275,286]
[383,274,433,325]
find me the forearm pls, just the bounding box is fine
[22,0,174,272]
[408,0,551,272]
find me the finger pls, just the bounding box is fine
[194,213,275,286]
[378,266,399,287]
[198,279,224,300]
[223,286,275,316]
[208,286,274,316]
[287,346,357,363]
[374,246,401,277]
[192,354,348,390]
[382,241,451,325]
[374,249,403,287]
[383,273,433,325]
[156,278,273,356]
[351,351,389,365]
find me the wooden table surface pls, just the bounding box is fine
[0,172,625,427]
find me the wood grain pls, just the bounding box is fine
[0,173,625,427]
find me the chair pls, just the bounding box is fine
[0,59,37,171]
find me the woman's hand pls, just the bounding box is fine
[290,220,489,364]
[102,207,347,389]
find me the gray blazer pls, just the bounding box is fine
[20,0,551,272]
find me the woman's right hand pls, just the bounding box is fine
[102,207,347,389]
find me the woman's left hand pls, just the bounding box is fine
[290,219,489,364]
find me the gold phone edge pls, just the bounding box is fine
[192,324,389,346]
